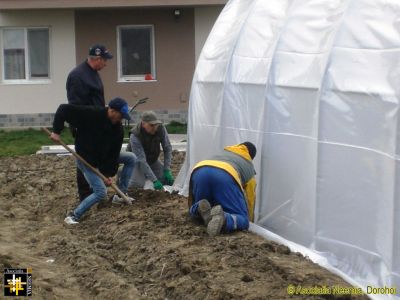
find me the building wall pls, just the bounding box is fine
[194,6,222,63]
[0,6,223,128]
[0,10,76,118]
[75,8,196,112]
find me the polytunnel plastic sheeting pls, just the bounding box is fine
[175,0,400,298]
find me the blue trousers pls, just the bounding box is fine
[73,152,136,219]
[189,166,249,232]
[74,160,108,219]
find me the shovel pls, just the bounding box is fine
[130,97,149,113]
[42,127,132,205]
[124,97,149,130]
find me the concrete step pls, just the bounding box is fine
[37,141,187,155]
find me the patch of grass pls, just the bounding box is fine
[0,121,187,157]
[165,121,187,134]
[0,128,74,157]
[124,121,187,134]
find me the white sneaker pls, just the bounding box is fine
[64,215,79,225]
[112,194,135,205]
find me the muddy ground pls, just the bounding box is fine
[0,153,369,299]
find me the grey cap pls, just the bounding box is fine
[141,111,162,125]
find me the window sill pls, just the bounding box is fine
[117,79,158,83]
[1,79,52,85]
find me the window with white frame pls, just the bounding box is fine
[118,25,155,81]
[2,27,50,81]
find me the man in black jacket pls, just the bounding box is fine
[66,44,112,202]
[50,98,135,224]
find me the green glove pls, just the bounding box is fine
[153,180,164,190]
[163,169,174,185]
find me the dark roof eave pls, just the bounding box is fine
[0,0,227,10]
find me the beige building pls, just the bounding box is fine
[0,0,225,128]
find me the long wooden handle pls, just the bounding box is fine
[42,127,131,203]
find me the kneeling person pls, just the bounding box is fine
[50,98,135,224]
[127,111,174,190]
[188,142,257,236]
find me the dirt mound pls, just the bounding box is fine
[0,154,368,299]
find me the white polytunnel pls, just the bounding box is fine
[175,0,400,299]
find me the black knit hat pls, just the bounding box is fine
[241,141,256,160]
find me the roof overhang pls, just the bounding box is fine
[0,0,227,10]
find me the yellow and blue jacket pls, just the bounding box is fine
[188,144,257,221]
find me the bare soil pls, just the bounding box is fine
[0,153,368,299]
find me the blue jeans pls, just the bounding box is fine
[117,151,136,193]
[73,160,108,219]
[189,166,249,232]
[73,152,136,219]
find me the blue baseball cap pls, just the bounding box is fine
[108,97,131,120]
[89,44,113,59]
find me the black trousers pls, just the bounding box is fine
[77,167,92,201]
[72,127,92,202]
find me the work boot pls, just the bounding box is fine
[112,194,135,205]
[197,199,212,225]
[207,205,225,237]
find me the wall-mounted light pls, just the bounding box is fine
[173,9,181,20]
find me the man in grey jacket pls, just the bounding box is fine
[127,111,173,190]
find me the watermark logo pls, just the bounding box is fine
[287,284,398,296]
[4,268,32,297]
